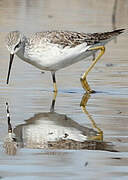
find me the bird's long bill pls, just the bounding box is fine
[6,54,14,84]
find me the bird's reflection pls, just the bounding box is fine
[80,93,103,141]
[3,93,116,155]
[3,103,17,155]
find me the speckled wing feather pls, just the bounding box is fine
[84,29,124,45]
[28,29,124,48]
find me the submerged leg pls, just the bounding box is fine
[51,71,58,93]
[80,46,105,93]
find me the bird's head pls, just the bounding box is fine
[6,31,23,54]
[5,31,24,84]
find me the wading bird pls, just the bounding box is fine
[6,29,124,93]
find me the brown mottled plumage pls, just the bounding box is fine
[28,29,124,48]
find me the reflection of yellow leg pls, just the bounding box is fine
[80,93,103,141]
[53,90,57,101]
[80,46,105,93]
[50,91,58,112]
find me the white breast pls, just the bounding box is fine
[19,42,91,71]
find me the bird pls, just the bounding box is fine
[5,29,124,93]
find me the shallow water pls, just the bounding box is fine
[0,0,128,179]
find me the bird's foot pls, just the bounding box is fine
[80,78,95,94]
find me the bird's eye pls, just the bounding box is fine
[14,41,21,50]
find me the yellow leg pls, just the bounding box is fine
[53,82,58,93]
[51,72,58,93]
[80,93,103,141]
[53,88,57,101]
[80,46,105,93]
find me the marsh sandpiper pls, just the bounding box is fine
[6,29,124,93]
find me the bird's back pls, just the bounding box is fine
[23,29,124,71]
[27,29,124,48]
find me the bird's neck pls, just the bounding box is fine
[16,41,25,60]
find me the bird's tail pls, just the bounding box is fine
[98,28,125,39]
[87,28,125,45]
